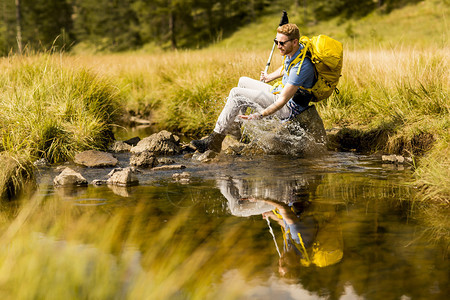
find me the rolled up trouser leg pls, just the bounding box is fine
[213,77,291,134]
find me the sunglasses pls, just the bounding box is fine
[274,38,293,46]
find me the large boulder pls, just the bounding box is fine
[131,130,181,155]
[74,150,118,167]
[289,105,327,144]
[239,105,327,157]
[54,168,88,187]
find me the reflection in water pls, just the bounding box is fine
[218,175,344,279]
[22,153,448,299]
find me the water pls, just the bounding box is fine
[32,151,448,299]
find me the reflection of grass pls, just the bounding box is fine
[0,196,260,299]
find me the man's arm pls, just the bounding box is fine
[239,83,298,120]
[260,66,283,83]
[260,83,297,117]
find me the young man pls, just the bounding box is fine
[191,23,315,153]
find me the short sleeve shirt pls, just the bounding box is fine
[272,44,315,94]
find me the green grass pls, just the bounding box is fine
[0,55,122,198]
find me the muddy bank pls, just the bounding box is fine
[326,127,435,157]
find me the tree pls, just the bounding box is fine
[15,0,21,52]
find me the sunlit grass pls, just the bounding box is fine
[0,195,260,299]
[59,44,449,202]
[0,55,121,163]
[0,54,123,198]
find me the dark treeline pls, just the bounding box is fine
[0,0,421,55]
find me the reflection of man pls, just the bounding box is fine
[252,198,343,275]
[217,175,343,276]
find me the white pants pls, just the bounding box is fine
[213,77,291,134]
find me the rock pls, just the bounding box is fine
[239,105,327,157]
[131,130,181,155]
[130,151,159,168]
[289,105,327,144]
[109,141,132,153]
[222,136,245,155]
[193,150,218,163]
[172,171,191,180]
[74,150,118,167]
[124,137,141,146]
[152,165,186,171]
[382,155,412,164]
[130,116,152,125]
[34,158,50,167]
[54,168,88,187]
[92,179,107,186]
[106,167,139,187]
[158,157,176,165]
[172,172,191,184]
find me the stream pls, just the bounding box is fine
[32,142,449,299]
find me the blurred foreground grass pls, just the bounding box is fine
[0,194,263,299]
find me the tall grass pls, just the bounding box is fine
[0,195,259,299]
[65,45,448,202]
[0,54,122,198]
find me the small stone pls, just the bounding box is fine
[109,141,132,153]
[152,165,186,171]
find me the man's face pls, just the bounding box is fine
[275,33,296,56]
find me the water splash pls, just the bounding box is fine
[241,117,326,157]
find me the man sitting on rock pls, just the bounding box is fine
[191,23,315,153]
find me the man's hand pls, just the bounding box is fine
[260,71,269,82]
[238,113,262,120]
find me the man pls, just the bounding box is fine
[191,23,315,153]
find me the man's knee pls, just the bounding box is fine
[238,76,253,88]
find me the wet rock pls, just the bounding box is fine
[181,143,197,153]
[92,179,107,186]
[34,158,50,167]
[222,136,245,155]
[131,130,181,155]
[109,141,132,153]
[158,157,176,165]
[130,151,159,168]
[239,105,327,157]
[106,167,139,187]
[54,167,88,187]
[193,150,218,163]
[124,137,141,146]
[173,172,191,184]
[289,105,327,144]
[152,164,186,171]
[74,150,118,167]
[382,155,413,164]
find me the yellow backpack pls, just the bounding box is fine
[298,35,344,102]
[272,34,344,102]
